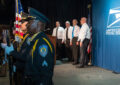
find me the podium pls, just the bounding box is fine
[47,34,56,64]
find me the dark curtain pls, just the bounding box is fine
[0,0,15,24]
[0,0,91,33]
[22,0,90,28]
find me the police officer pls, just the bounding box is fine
[13,16,33,85]
[5,13,35,85]
[5,7,55,85]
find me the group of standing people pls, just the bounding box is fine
[52,17,90,68]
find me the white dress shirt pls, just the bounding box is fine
[78,23,90,42]
[52,26,64,39]
[72,25,80,38]
[62,26,73,43]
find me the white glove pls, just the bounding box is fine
[5,44,14,55]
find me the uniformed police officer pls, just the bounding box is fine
[4,12,35,85]
[13,16,33,85]
[5,7,55,85]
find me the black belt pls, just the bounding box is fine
[66,39,70,40]
[72,37,78,40]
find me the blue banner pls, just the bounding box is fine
[92,0,120,73]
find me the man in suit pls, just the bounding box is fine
[62,21,73,61]
[52,21,64,60]
[77,17,90,68]
[70,19,80,65]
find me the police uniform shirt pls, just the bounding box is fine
[24,32,55,85]
[62,26,73,43]
[72,25,80,38]
[52,26,64,39]
[78,23,90,42]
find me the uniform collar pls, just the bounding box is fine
[73,25,77,27]
[82,23,87,26]
[66,26,70,29]
[56,26,60,28]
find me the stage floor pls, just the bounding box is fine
[0,63,120,85]
[54,63,120,85]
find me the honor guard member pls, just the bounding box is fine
[24,7,55,85]
[13,14,34,85]
[52,21,64,60]
[5,13,35,85]
[71,19,80,65]
[62,21,73,61]
[77,17,90,68]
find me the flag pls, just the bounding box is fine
[87,4,92,65]
[87,27,92,54]
[87,13,91,27]
[15,0,24,40]
[87,6,92,54]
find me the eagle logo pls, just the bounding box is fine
[107,7,120,28]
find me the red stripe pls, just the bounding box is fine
[20,32,24,36]
[16,17,18,21]
[16,24,19,28]
[16,31,19,34]
[15,14,23,38]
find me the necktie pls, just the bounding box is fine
[72,26,75,38]
[66,28,68,40]
[56,27,58,39]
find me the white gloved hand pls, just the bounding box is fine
[5,44,14,55]
[1,43,7,49]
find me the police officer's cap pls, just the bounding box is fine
[28,7,49,24]
[20,12,34,23]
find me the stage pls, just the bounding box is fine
[1,63,120,85]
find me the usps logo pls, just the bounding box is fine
[106,7,120,35]
[107,7,120,28]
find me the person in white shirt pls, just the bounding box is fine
[77,17,90,68]
[71,19,80,65]
[62,21,73,61]
[52,21,65,60]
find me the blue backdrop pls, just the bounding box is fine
[92,0,120,73]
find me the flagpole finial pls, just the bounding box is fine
[88,4,91,9]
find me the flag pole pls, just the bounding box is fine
[87,4,92,66]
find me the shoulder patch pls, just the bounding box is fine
[42,60,48,67]
[39,44,48,57]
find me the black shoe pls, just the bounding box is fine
[68,59,72,62]
[72,62,79,65]
[112,71,120,74]
[76,65,84,68]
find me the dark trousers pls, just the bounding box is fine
[72,37,79,63]
[80,39,90,66]
[56,39,64,60]
[65,39,72,61]
[24,76,53,85]
[15,70,24,85]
